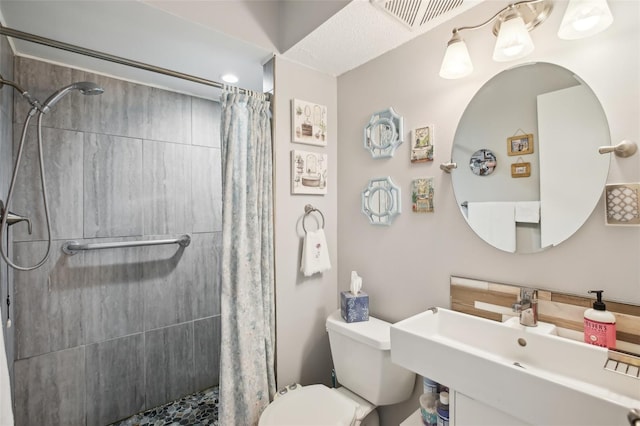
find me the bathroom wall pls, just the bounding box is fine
[337,0,639,424]
[9,57,222,426]
[272,57,338,389]
[0,33,14,390]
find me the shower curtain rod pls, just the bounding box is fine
[0,24,269,99]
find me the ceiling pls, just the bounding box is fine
[0,0,482,100]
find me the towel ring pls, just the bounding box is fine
[302,204,325,233]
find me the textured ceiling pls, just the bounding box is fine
[283,0,481,77]
[0,0,482,99]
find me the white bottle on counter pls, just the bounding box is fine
[584,290,616,349]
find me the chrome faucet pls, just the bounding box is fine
[512,287,538,327]
[0,200,32,234]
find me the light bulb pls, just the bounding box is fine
[558,0,613,40]
[493,15,535,62]
[573,14,600,32]
[439,35,473,79]
[221,73,239,84]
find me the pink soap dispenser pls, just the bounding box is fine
[584,290,616,349]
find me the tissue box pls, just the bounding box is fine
[340,291,369,323]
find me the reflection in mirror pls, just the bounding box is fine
[364,107,403,158]
[452,62,610,254]
[362,176,401,225]
[469,149,497,176]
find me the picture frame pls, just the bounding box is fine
[469,149,497,176]
[507,134,534,156]
[291,99,327,146]
[411,177,434,213]
[604,183,640,225]
[291,150,327,195]
[410,124,434,163]
[511,161,531,178]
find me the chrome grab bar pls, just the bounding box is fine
[62,234,191,255]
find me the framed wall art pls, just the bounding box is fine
[410,125,434,163]
[411,177,434,213]
[507,133,534,156]
[291,99,327,146]
[511,160,531,178]
[469,149,497,176]
[291,150,327,195]
[605,183,640,225]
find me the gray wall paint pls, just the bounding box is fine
[337,1,639,424]
[10,57,222,426]
[273,57,338,389]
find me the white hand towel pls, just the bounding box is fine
[300,229,331,277]
[515,201,540,223]
[467,202,516,253]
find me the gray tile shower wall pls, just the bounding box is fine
[11,127,85,242]
[13,346,86,425]
[11,56,222,426]
[83,133,144,238]
[0,34,15,393]
[85,334,145,425]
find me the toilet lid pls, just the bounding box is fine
[259,385,357,426]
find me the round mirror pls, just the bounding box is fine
[452,63,610,254]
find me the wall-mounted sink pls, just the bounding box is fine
[390,308,640,426]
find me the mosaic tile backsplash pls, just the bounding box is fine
[450,276,640,355]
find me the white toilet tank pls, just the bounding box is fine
[326,310,415,406]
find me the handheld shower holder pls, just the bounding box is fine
[0,200,32,234]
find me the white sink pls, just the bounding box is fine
[390,308,640,426]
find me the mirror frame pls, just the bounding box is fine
[361,176,401,225]
[364,107,403,158]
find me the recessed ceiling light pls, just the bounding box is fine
[221,73,239,84]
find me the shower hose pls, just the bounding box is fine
[0,107,53,271]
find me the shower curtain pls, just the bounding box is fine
[219,88,275,426]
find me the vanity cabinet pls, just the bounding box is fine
[453,392,528,426]
[401,391,529,426]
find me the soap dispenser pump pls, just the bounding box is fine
[584,290,616,349]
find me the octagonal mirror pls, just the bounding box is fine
[364,107,403,158]
[362,176,401,226]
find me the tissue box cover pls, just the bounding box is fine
[340,291,369,323]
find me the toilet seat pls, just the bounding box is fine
[259,384,358,426]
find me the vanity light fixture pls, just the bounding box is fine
[440,0,614,79]
[557,0,613,40]
[492,11,535,62]
[440,0,552,79]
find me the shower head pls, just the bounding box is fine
[41,81,104,113]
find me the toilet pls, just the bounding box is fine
[259,310,415,426]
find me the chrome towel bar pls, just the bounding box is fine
[62,234,191,255]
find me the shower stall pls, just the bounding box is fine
[0,29,227,425]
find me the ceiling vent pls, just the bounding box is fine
[371,0,467,30]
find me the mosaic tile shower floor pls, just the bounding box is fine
[111,387,219,426]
